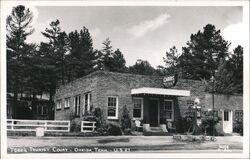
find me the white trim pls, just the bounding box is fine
[56,99,62,110]
[83,93,91,115]
[132,97,144,120]
[107,96,119,120]
[222,110,233,133]
[74,95,81,116]
[64,97,70,108]
[164,99,174,121]
[131,87,190,96]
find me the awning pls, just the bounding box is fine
[131,87,190,97]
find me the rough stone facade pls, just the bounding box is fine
[54,71,243,133]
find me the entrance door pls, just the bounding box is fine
[223,110,233,133]
[149,99,159,127]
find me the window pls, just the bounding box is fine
[64,97,70,109]
[107,96,118,119]
[83,93,91,115]
[235,110,243,121]
[56,100,62,110]
[164,100,174,121]
[133,98,143,119]
[74,95,81,117]
[224,111,229,121]
[38,105,47,115]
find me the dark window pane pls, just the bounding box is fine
[133,109,141,118]
[166,112,172,119]
[43,106,47,115]
[224,111,229,121]
[38,106,42,115]
[108,108,116,116]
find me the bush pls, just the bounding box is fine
[234,120,243,135]
[201,111,220,136]
[93,107,109,135]
[70,119,81,132]
[123,128,132,135]
[107,122,122,136]
[121,105,132,131]
[182,107,221,135]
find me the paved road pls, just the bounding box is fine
[7,136,243,153]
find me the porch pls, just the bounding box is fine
[131,87,190,132]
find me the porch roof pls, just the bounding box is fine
[131,87,190,97]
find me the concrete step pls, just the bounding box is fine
[143,131,173,136]
[224,133,242,136]
[150,127,163,131]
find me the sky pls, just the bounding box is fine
[8,6,243,67]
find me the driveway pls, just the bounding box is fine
[7,136,243,153]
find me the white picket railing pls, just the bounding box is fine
[81,121,96,132]
[7,119,70,132]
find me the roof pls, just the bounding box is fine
[131,87,190,97]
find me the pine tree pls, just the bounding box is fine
[98,38,114,71]
[41,20,69,101]
[6,5,34,118]
[179,24,230,80]
[68,27,97,80]
[162,46,180,75]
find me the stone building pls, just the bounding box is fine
[54,71,243,134]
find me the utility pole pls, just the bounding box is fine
[211,75,215,137]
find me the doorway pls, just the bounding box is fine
[148,99,159,127]
[223,110,233,133]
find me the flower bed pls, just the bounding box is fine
[173,135,216,142]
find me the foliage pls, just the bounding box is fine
[120,105,132,132]
[200,110,220,136]
[93,108,109,135]
[110,49,127,72]
[123,128,132,135]
[182,107,221,136]
[107,122,122,136]
[179,24,230,80]
[129,59,156,75]
[161,46,181,75]
[67,27,97,81]
[41,19,69,86]
[70,119,81,132]
[202,45,243,95]
[93,107,123,136]
[97,38,127,72]
[6,5,35,118]
[233,120,243,135]
[233,110,243,135]
[98,38,113,71]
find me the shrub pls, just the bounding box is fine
[123,128,132,135]
[70,119,81,132]
[93,107,109,135]
[107,122,122,136]
[200,111,220,136]
[182,107,221,135]
[234,120,243,135]
[121,105,132,131]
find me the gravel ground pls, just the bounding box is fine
[7,136,243,153]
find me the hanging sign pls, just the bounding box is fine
[163,74,178,88]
